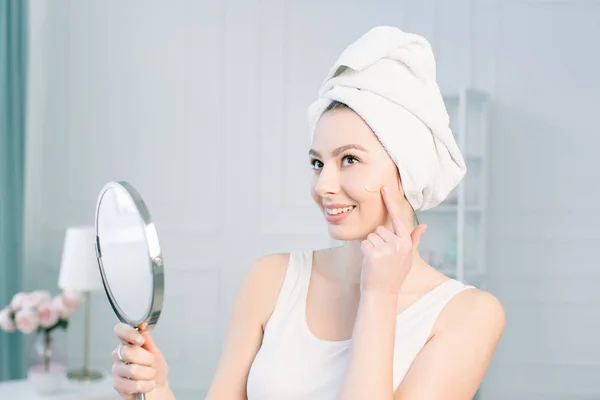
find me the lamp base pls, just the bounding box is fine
[67,369,104,382]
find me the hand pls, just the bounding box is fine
[360,185,427,296]
[112,323,170,400]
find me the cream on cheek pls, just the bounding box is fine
[342,165,387,216]
[364,183,379,193]
[342,164,375,195]
[352,168,385,195]
[354,151,396,195]
[339,170,386,235]
[346,160,400,223]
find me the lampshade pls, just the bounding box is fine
[58,226,103,292]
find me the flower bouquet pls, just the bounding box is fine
[0,290,83,393]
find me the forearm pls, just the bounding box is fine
[338,292,397,400]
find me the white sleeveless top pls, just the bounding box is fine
[246,250,475,399]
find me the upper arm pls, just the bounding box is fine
[394,289,506,400]
[205,253,289,400]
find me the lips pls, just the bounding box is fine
[325,206,355,215]
[323,205,356,223]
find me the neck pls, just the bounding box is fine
[322,209,424,285]
[327,233,426,286]
[332,240,364,284]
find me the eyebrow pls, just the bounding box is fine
[308,144,368,158]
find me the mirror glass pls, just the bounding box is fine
[96,184,154,323]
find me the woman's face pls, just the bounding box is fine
[309,107,411,241]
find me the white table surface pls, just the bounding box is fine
[0,374,121,400]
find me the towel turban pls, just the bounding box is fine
[307,26,466,211]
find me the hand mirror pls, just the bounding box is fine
[95,181,164,400]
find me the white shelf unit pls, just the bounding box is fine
[417,88,490,287]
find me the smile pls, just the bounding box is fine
[325,206,355,215]
[324,206,356,223]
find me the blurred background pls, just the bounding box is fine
[1,0,599,399]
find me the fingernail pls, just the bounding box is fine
[135,336,144,345]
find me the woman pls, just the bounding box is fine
[110,26,505,400]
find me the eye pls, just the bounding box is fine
[310,154,359,170]
[342,154,359,166]
[310,158,324,170]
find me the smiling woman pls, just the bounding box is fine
[109,25,505,400]
[234,26,503,400]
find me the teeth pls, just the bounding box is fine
[326,206,354,215]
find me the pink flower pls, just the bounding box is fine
[0,307,16,332]
[51,295,73,319]
[9,292,28,312]
[15,308,39,334]
[38,301,60,328]
[25,291,52,308]
[61,290,83,311]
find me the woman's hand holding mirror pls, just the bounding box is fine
[95,181,168,400]
[111,323,171,400]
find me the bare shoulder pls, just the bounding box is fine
[205,253,292,398]
[393,287,505,398]
[239,253,291,329]
[435,286,506,340]
[244,252,290,285]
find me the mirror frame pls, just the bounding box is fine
[94,180,164,330]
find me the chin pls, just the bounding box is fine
[327,225,371,242]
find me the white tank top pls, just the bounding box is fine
[246,250,475,399]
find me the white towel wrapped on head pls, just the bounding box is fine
[307,26,466,212]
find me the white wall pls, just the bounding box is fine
[481,2,600,399]
[23,0,600,399]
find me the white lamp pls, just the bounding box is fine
[58,226,103,381]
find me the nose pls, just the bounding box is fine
[313,164,340,197]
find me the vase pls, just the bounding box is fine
[27,330,66,395]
